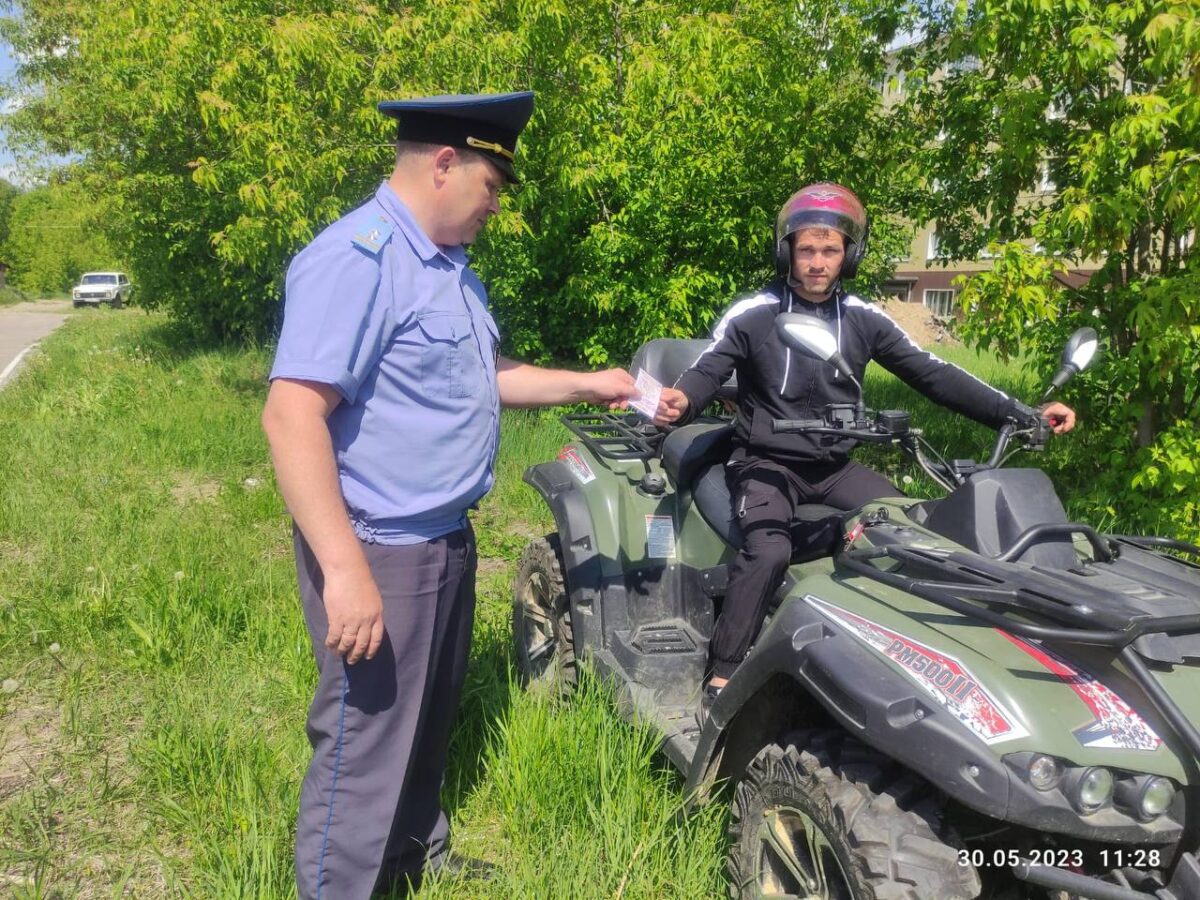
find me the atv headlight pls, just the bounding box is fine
[1072,767,1114,813]
[1028,754,1062,791]
[1138,777,1175,819]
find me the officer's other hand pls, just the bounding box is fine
[323,568,385,664]
[1041,402,1076,435]
[654,388,690,426]
[581,368,638,409]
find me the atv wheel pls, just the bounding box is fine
[512,535,576,694]
[728,730,980,900]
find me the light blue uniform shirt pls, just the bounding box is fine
[270,183,502,545]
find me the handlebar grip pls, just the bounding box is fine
[772,418,828,433]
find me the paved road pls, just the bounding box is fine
[0,300,73,388]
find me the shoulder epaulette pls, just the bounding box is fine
[351,214,394,255]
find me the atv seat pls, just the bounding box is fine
[661,423,844,559]
[629,338,739,404]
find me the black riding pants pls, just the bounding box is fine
[708,456,900,680]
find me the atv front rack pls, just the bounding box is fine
[1112,535,1200,567]
[838,544,1200,769]
[561,412,662,461]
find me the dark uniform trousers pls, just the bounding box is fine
[293,524,477,900]
[709,457,898,680]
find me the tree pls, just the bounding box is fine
[2,0,920,354]
[0,178,120,295]
[0,177,20,250]
[902,0,1200,538]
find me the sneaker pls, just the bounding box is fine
[695,681,723,729]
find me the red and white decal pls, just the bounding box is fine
[806,596,1029,745]
[1001,633,1162,751]
[557,447,596,485]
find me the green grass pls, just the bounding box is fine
[0,286,31,307]
[0,311,725,898]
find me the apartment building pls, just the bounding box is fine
[878,53,1102,318]
[882,221,1103,318]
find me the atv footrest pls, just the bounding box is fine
[630,623,698,654]
[611,619,708,704]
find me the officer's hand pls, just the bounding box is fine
[581,368,639,409]
[654,388,690,426]
[323,568,385,664]
[1041,402,1076,435]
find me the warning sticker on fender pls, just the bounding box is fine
[646,515,676,558]
[1000,633,1162,751]
[806,596,1029,745]
[558,447,596,485]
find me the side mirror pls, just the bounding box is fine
[775,312,863,397]
[1042,327,1099,401]
[1063,327,1099,372]
[777,313,839,361]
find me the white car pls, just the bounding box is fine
[72,272,133,308]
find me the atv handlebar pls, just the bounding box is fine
[771,405,911,442]
[771,405,1054,491]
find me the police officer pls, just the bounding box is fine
[262,91,642,900]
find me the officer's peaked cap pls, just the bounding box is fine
[378,91,535,182]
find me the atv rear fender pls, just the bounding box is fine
[523,460,603,652]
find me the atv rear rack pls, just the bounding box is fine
[561,412,663,460]
[838,543,1200,768]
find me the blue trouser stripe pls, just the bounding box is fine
[315,671,350,899]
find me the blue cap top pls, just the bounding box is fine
[378,91,535,182]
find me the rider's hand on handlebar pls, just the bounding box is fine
[1041,401,1076,435]
[1012,400,1076,436]
[653,388,690,426]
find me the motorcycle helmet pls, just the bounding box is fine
[774,182,870,280]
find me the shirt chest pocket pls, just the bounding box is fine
[418,313,479,399]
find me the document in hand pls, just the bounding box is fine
[629,369,663,420]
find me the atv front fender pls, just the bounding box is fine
[684,593,1184,846]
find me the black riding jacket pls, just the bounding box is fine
[674,279,1021,465]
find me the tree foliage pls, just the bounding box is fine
[902,0,1200,539]
[0,179,120,296]
[0,177,20,251]
[1,0,918,356]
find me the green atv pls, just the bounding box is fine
[512,315,1200,900]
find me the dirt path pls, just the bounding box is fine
[875,297,960,348]
[0,300,74,388]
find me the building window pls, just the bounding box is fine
[927,230,946,260]
[923,289,956,317]
[1039,161,1056,193]
[881,281,914,302]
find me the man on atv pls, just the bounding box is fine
[654,182,1076,705]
